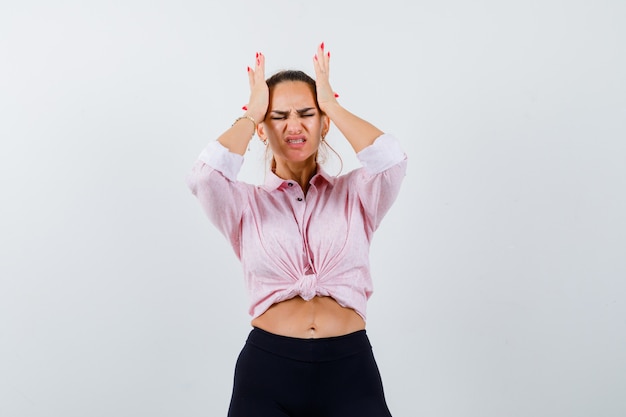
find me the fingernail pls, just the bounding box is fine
[334,93,339,98]
[242,105,248,111]
[327,51,330,58]
[256,52,259,58]
[314,55,318,61]
[321,42,324,50]
[247,66,251,72]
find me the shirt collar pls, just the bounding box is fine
[263,165,335,192]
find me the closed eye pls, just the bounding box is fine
[269,108,316,119]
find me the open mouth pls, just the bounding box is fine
[285,135,306,144]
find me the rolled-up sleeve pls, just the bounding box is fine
[354,134,408,232]
[186,141,249,258]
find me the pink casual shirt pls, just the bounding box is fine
[187,133,407,320]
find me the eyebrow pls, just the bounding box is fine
[270,107,316,116]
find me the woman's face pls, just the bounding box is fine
[258,81,329,167]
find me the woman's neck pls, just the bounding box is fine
[273,160,317,194]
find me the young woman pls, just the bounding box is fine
[187,43,407,417]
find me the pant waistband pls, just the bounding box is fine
[246,327,372,363]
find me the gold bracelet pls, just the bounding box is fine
[232,115,257,130]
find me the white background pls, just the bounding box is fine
[1,1,625,416]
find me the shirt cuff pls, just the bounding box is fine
[356,133,406,175]
[198,141,244,182]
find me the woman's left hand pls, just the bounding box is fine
[311,42,384,152]
[313,42,339,114]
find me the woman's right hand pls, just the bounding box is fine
[244,52,269,123]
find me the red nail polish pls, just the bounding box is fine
[334,93,339,98]
[256,52,258,58]
[327,51,330,58]
[242,105,248,111]
[247,66,251,72]
[321,42,324,50]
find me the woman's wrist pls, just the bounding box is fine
[232,115,257,131]
[320,101,342,119]
[244,109,265,125]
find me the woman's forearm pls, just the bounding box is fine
[217,113,258,156]
[323,102,384,153]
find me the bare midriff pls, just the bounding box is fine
[250,296,366,339]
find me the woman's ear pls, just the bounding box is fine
[257,123,267,144]
[322,114,330,138]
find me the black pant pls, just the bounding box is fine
[227,327,393,417]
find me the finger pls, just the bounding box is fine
[313,53,321,76]
[247,65,254,90]
[316,42,331,75]
[323,45,330,74]
[316,42,326,71]
[313,46,325,78]
[259,52,265,82]
[254,52,265,82]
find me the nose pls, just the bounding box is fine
[285,113,303,133]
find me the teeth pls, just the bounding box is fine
[288,139,305,143]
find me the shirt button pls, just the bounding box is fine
[296,197,303,202]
